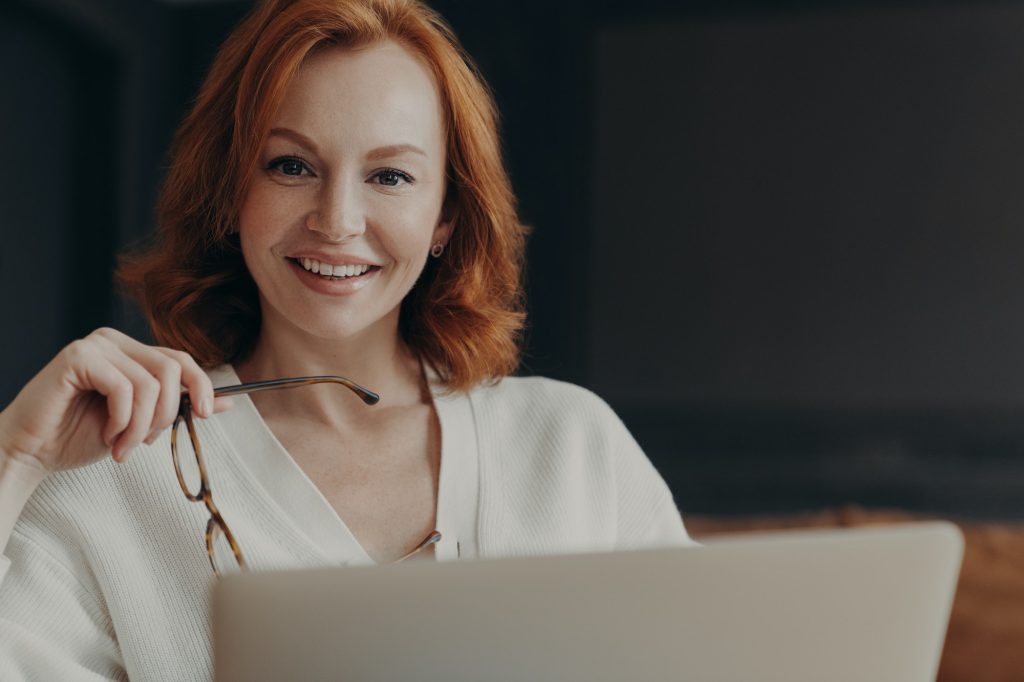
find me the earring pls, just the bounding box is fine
[430,242,445,258]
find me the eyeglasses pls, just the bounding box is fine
[172,376,443,576]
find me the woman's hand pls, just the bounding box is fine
[0,327,234,475]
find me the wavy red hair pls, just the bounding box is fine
[117,0,526,390]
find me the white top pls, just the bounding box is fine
[210,364,480,564]
[0,367,691,681]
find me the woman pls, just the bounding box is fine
[0,0,691,679]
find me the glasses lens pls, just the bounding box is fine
[172,418,203,498]
[209,520,243,576]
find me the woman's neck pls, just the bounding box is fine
[233,318,428,429]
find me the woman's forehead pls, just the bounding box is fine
[269,40,445,160]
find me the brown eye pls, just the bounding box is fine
[268,157,311,177]
[372,168,413,187]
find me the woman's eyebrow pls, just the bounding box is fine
[268,126,319,152]
[366,144,428,161]
[267,129,426,162]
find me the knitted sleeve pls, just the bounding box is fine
[0,529,126,681]
[592,395,696,550]
[472,376,695,556]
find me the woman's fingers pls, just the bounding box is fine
[65,340,135,450]
[137,394,234,446]
[85,328,228,462]
[99,344,162,461]
[154,347,215,419]
[147,353,184,436]
[212,396,235,413]
[136,348,222,449]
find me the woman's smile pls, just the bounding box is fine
[286,256,382,296]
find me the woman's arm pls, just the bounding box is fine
[0,327,230,585]
[0,524,128,681]
[0,449,48,579]
[0,328,233,679]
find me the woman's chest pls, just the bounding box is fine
[269,410,441,563]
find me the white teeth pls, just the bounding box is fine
[298,259,372,278]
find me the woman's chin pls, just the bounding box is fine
[280,310,397,346]
[257,287,402,348]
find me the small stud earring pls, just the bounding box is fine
[430,242,445,258]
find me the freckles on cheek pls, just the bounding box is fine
[385,205,442,250]
[238,188,267,231]
[240,185,304,240]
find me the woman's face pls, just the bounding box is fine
[238,39,450,346]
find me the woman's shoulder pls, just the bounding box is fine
[464,375,628,450]
[467,374,617,421]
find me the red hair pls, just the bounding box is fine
[117,0,526,390]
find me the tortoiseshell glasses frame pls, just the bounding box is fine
[171,376,442,576]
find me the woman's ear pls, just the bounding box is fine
[433,191,457,246]
[433,217,453,247]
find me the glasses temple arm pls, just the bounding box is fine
[203,376,380,405]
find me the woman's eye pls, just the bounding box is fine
[268,157,311,177]
[372,169,413,187]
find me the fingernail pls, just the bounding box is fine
[200,398,212,418]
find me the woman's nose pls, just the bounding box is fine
[306,180,366,242]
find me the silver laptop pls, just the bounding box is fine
[212,522,963,682]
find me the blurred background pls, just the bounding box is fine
[5,0,1024,520]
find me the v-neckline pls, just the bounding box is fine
[208,364,479,566]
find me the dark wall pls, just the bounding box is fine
[588,2,1024,519]
[592,4,1024,410]
[1,5,76,392]
[0,1,122,404]
[4,0,1024,519]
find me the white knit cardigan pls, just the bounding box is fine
[0,366,691,681]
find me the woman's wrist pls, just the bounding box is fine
[0,446,50,485]
[0,445,50,556]
[0,405,50,485]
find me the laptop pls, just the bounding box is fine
[212,522,963,682]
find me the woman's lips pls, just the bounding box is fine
[287,257,380,296]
